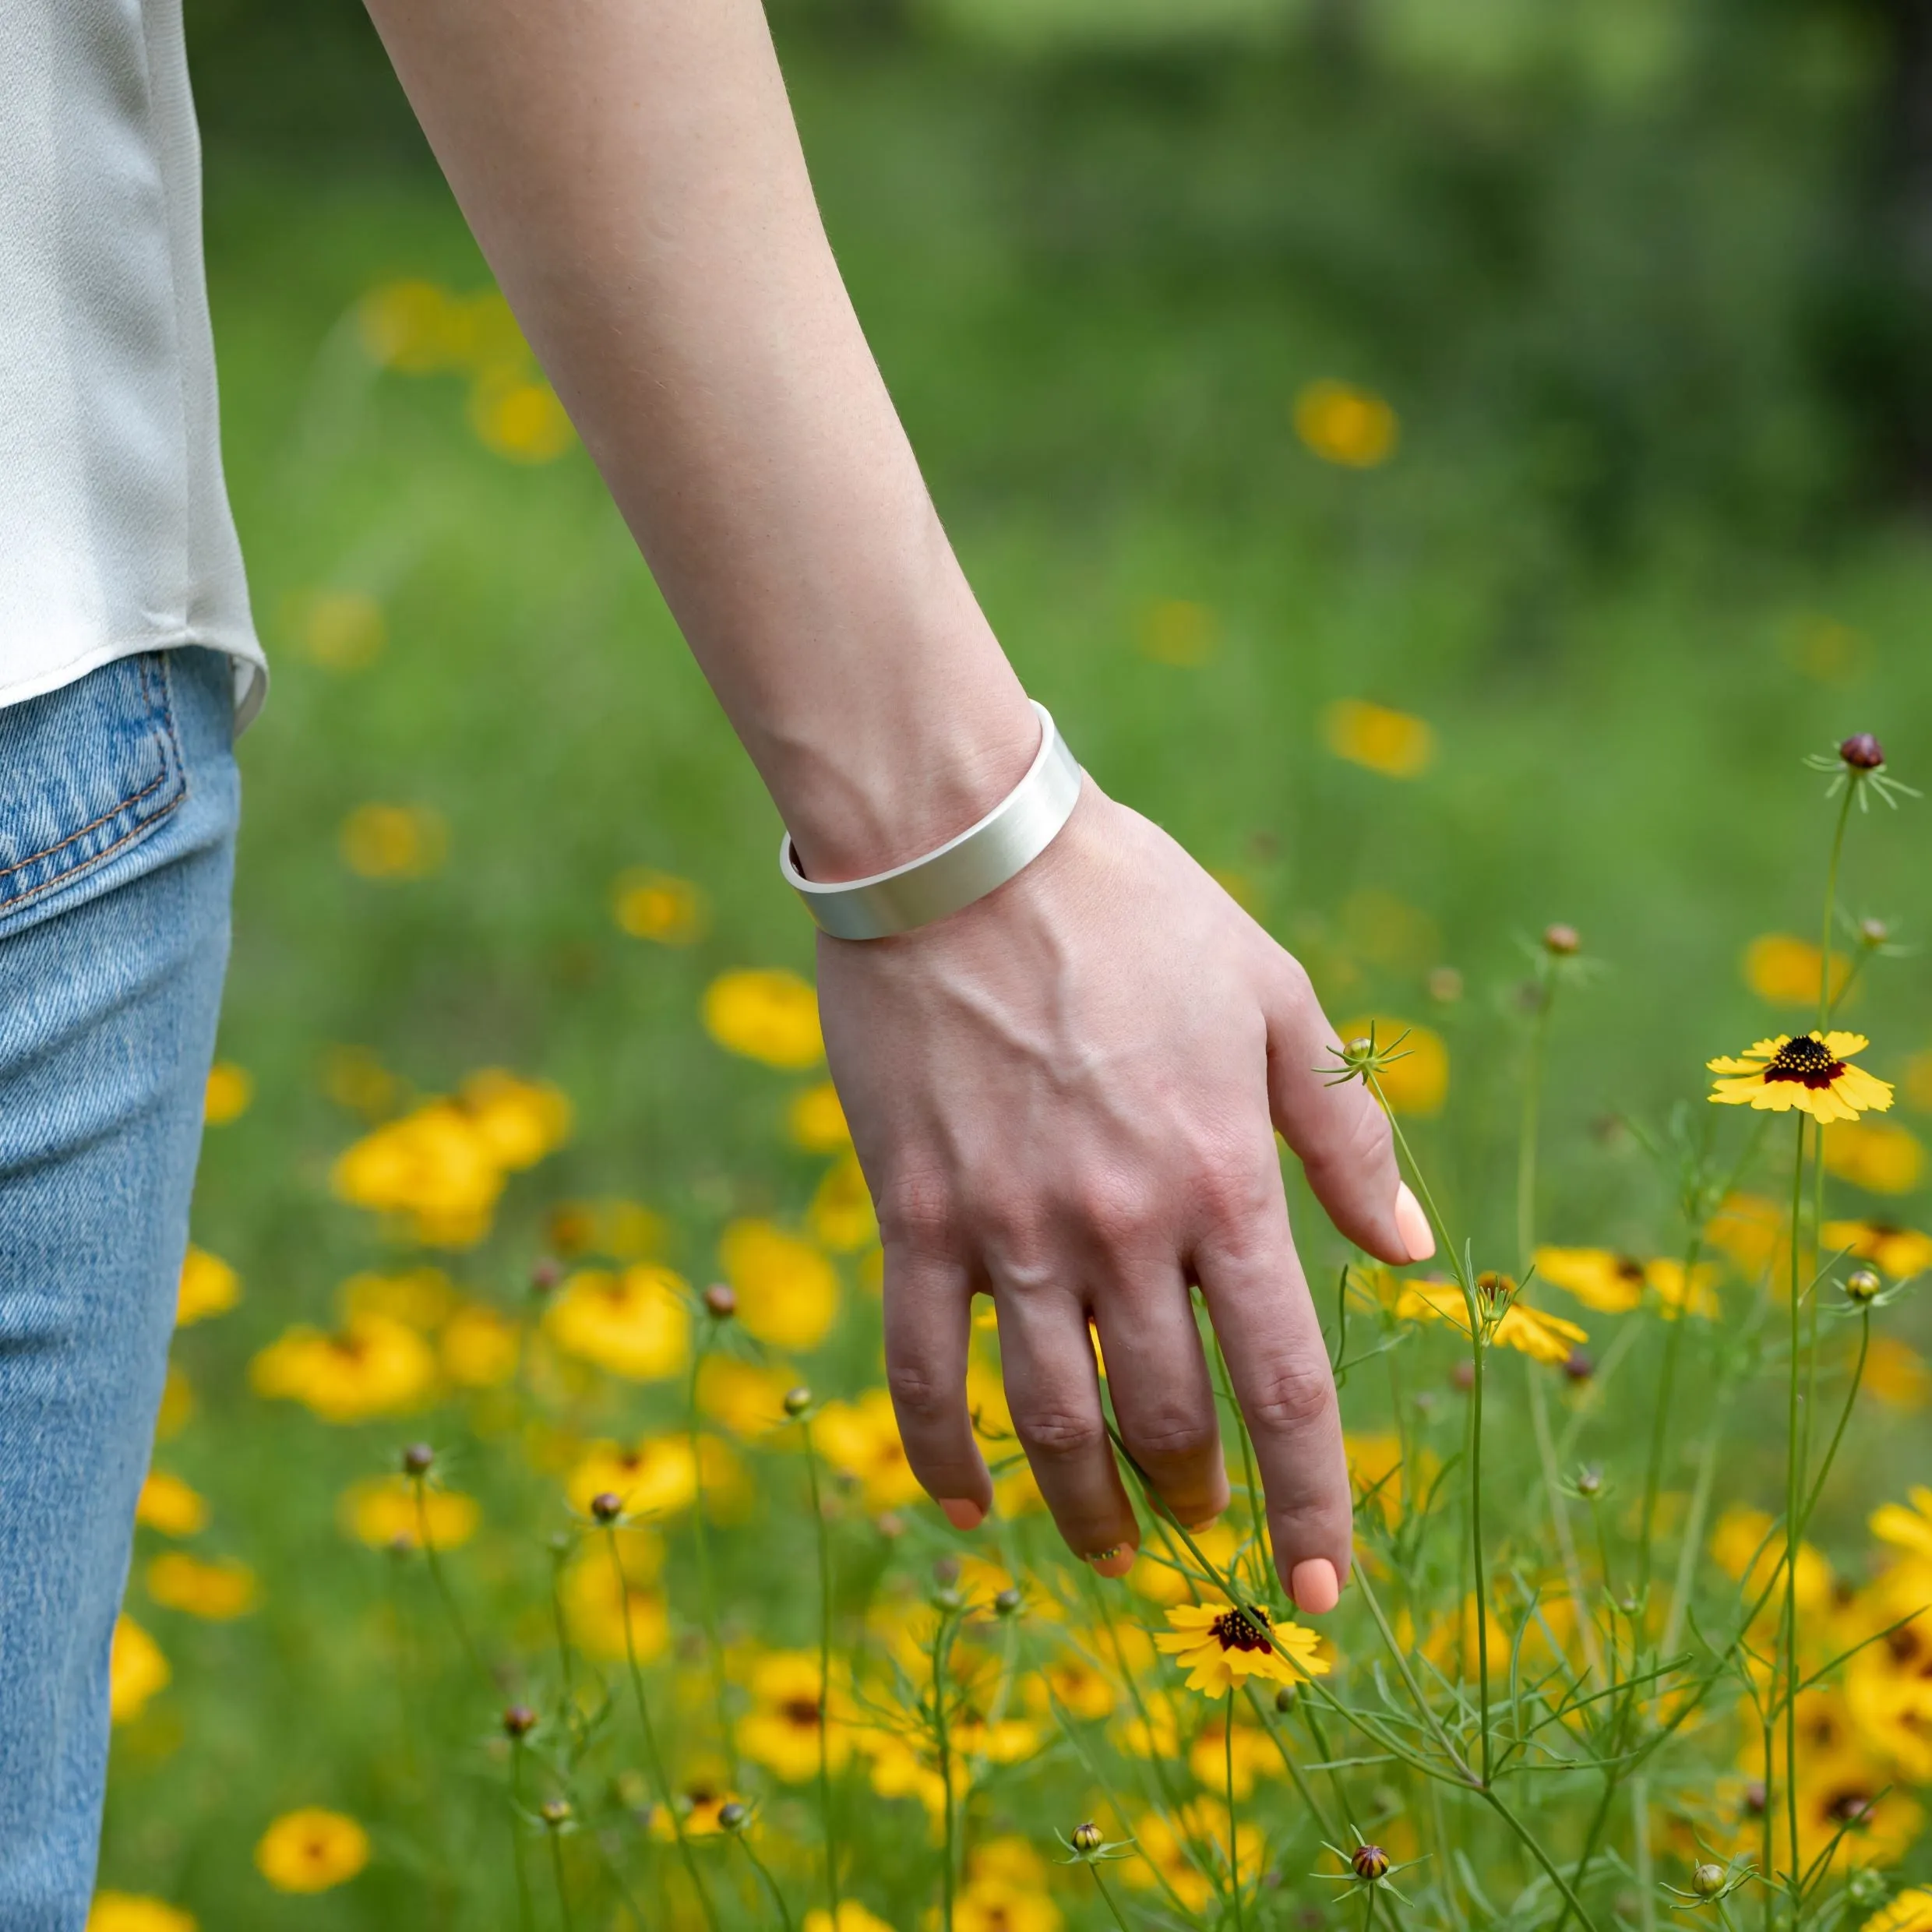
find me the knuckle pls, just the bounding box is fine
[878,1162,957,1253]
[884,1357,956,1428]
[1244,1359,1338,1439]
[1016,1406,1107,1461]
[1123,1406,1218,1467]
[1188,1149,1272,1233]
[1074,1172,1162,1255]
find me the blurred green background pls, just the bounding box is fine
[119,0,1932,1913]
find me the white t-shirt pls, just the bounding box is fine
[1,0,266,727]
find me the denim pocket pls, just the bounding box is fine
[0,654,187,918]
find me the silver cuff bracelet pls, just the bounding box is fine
[779,700,1084,940]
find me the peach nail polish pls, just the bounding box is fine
[1394,1183,1435,1264]
[939,1498,985,1531]
[1090,1546,1137,1579]
[1290,1557,1341,1615]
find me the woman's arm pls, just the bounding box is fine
[360,0,1433,1609]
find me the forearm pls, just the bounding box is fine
[361,0,1035,876]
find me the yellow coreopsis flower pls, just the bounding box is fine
[809,1153,877,1253]
[135,1471,209,1538]
[788,1079,851,1152]
[339,1475,480,1552]
[249,1312,436,1423]
[439,1303,520,1387]
[145,1553,258,1620]
[611,866,707,946]
[1295,381,1398,467]
[457,1069,571,1169]
[803,1906,899,1932]
[703,968,823,1069]
[254,1809,370,1894]
[560,1544,668,1662]
[330,1102,504,1247]
[1872,1488,1932,1564]
[813,1390,923,1510]
[735,1651,852,1782]
[1186,1716,1279,1799]
[1534,1246,1645,1313]
[1862,1891,1932,1932]
[1154,1600,1328,1697]
[86,1895,197,1932]
[719,1219,839,1350]
[1824,1221,1932,1280]
[1336,1015,1448,1113]
[696,1356,796,1438]
[565,1433,697,1520]
[1324,700,1433,780]
[109,1616,168,1724]
[1708,1031,1893,1124]
[1823,1119,1927,1194]
[1121,1804,1264,1910]
[543,1264,690,1380]
[203,1060,252,1125]
[176,1246,239,1326]
[1394,1277,1587,1364]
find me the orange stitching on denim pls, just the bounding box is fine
[0,787,186,916]
[0,654,185,899]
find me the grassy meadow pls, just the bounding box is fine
[93,19,1932,1930]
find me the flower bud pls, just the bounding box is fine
[1274,1684,1298,1713]
[717,1801,749,1833]
[1846,1267,1883,1304]
[530,1257,564,1296]
[1451,1359,1475,1393]
[783,1385,813,1418]
[933,1585,964,1613]
[1692,1863,1726,1899]
[502,1705,538,1740]
[1576,1465,1603,1497]
[538,1798,572,1828]
[703,1281,737,1320]
[1563,1347,1594,1383]
[933,1556,961,1587]
[1352,1844,1391,1882]
[400,1442,435,1477]
[1743,1779,1767,1816]
[876,1511,906,1540]
[994,1587,1023,1618]
[1840,733,1884,770]
[590,1492,623,1525]
[1542,923,1581,956]
[1427,966,1465,1004]
[1071,1821,1104,1855]
[1859,917,1890,948]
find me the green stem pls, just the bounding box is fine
[546,1827,577,1932]
[802,1420,843,1923]
[1818,780,1856,1032]
[735,1835,798,1932]
[509,1740,537,1932]
[411,1475,490,1690]
[1632,1775,1656,1932]
[603,1525,721,1932]
[1782,1116,1807,1901]
[1480,1787,1603,1932]
[1090,1865,1136,1932]
[1638,1257,1693,1599]
[1226,1690,1245,1932]
[686,1345,735,1780]
[934,1607,957,1932]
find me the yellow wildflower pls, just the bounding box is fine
[1155,1600,1328,1696]
[1336,1014,1447,1113]
[1743,934,1851,1007]
[719,1220,840,1350]
[543,1264,690,1380]
[468,368,575,463]
[340,1266,457,1331]
[1705,1192,1786,1275]
[545,1197,665,1260]
[1824,1221,1932,1280]
[1130,1522,1241,1606]
[1534,1246,1645,1314]
[1139,598,1218,667]
[565,1433,698,1521]
[330,1103,504,1247]
[439,1303,520,1387]
[788,1080,851,1152]
[109,1617,168,1723]
[153,1366,193,1441]
[339,802,446,880]
[809,1153,877,1253]
[1872,1489,1932,1564]
[612,866,707,944]
[146,1553,256,1620]
[339,1476,480,1551]
[1708,1031,1893,1124]
[703,968,823,1069]
[1862,1892,1932,1932]
[1324,700,1433,779]
[1823,1119,1926,1194]
[735,1652,852,1782]
[135,1472,208,1538]
[1710,1505,1834,1613]
[1186,1716,1278,1799]
[176,1246,239,1326]
[1394,1277,1586,1365]
[1123,1804,1263,1910]
[254,1810,370,1893]
[1865,1338,1931,1409]
[1347,1430,1435,1528]
[203,1061,252,1125]
[562,1543,668,1662]
[1646,1257,1722,1321]
[696,1356,796,1438]
[249,1312,436,1423]
[86,1896,197,1932]
[813,1390,922,1510]
[287,587,385,671]
[803,1906,899,1932]
[1022,1650,1116,1722]
[1295,380,1398,467]
[457,1069,571,1170]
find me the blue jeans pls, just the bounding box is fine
[0,649,237,1927]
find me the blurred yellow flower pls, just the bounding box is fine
[1123,1803,1263,1910]
[809,1154,877,1253]
[1824,1221,1932,1279]
[468,367,576,463]
[342,1266,457,1331]
[154,1366,193,1441]
[544,1264,690,1380]
[736,1651,852,1782]
[145,1553,258,1620]
[1022,1649,1116,1721]
[339,1475,480,1551]
[322,1045,400,1119]
[176,1246,239,1326]
[566,1433,697,1520]
[1708,1031,1893,1125]
[545,1197,665,1260]
[1130,1522,1240,1606]
[1705,1192,1785,1275]
[803,1906,898,1932]
[696,1356,796,1438]
[358,279,465,372]
[1186,1716,1277,1799]
[813,1390,922,1511]
[1743,934,1851,1007]
[1324,700,1434,778]
[1865,1337,1931,1409]
[331,1104,504,1247]
[612,867,708,946]
[1863,1891,1932,1932]
[1155,1600,1327,1696]
[1906,1051,1932,1112]
[1872,1488,1932,1563]
[788,1079,852,1153]
[1395,1277,1586,1364]
[1710,1505,1833,1613]
[136,1472,208,1539]
[249,1312,437,1423]
[109,1616,168,1723]
[720,1219,840,1350]
[560,1543,668,1662]
[203,1061,252,1125]
[1294,380,1398,467]
[954,1877,1059,1932]
[86,1896,196,1932]
[1534,1246,1645,1314]
[1137,598,1218,668]
[339,802,447,881]
[853,1729,948,1817]
[1646,1257,1721,1321]
[460,1069,572,1169]
[254,1809,370,1894]
[439,1304,520,1387]
[1822,1119,1924,1193]
[1346,1430,1416,1526]
[703,968,823,1069]
[1336,1015,1447,1114]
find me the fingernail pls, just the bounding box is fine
[1089,1546,1137,1579]
[1394,1183,1435,1264]
[939,1498,985,1532]
[1289,1557,1341,1616]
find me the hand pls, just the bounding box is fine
[816,783,1435,1611]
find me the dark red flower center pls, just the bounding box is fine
[1211,1606,1272,1653]
[781,1698,821,1729]
[1763,1035,1846,1090]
